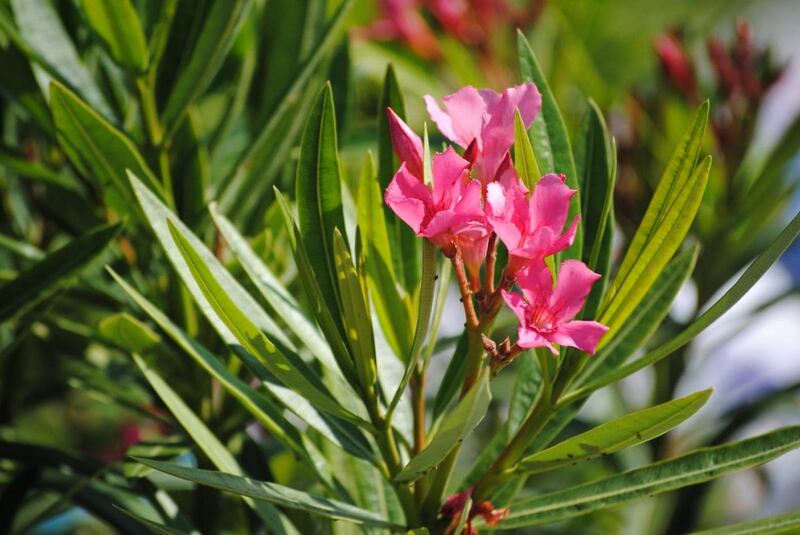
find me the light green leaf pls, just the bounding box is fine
[50,82,165,216]
[517,30,581,259]
[132,355,298,535]
[333,229,376,392]
[209,205,337,372]
[515,389,711,475]
[97,313,160,353]
[356,153,412,359]
[12,0,114,120]
[0,223,119,323]
[565,209,800,404]
[136,458,403,530]
[295,83,347,331]
[81,0,148,72]
[494,426,800,529]
[513,109,541,189]
[601,103,709,330]
[386,237,437,421]
[128,171,290,351]
[166,219,365,428]
[577,245,699,384]
[161,0,252,131]
[688,511,800,535]
[395,369,491,483]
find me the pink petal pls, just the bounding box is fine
[551,260,601,323]
[453,179,484,219]
[425,87,486,148]
[421,209,458,243]
[501,289,529,325]
[550,321,609,355]
[385,163,431,233]
[515,260,553,308]
[459,231,490,270]
[432,147,470,207]
[386,107,423,177]
[486,179,526,250]
[529,173,575,232]
[517,326,558,354]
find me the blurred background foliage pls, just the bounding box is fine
[0,0,799,533]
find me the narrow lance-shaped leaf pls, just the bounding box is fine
[517,30,582,259]
[377,64,420,291]
[296,83,348,335]
[514,389,711,475]
[601,102,709,329]
[395,369,492,483]
[166,219,366,428]
[513,109,541,189]
[688,510,800,535]
[97,313,160,353]
[564,208,800,404]
[333,228,377,393]
[0,223,120,323]
[136,458,403,530]
[81,0,149,72]
[161,0,252,131]
[50,83,166,216]
[356,152,413,358]
[492,426,800,529]
[132,355,299,535]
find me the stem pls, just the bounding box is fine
[452,252,480,330]
[484,234,498,294]
[410,371,426,453]
[473,382,553,500]
[136,77,163,147]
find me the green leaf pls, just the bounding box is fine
[161,0,252,131]
[517,30,581,259]
[493,426,800,529]
[295,83,348,332]
[513,109,541,189]
[114,507,191,535]
[601,103,709,331]
[688,511,800,535]
[215,0,352,210]
[128,171,290,351]
[132,355,299,535]
[575,99,614,270]
[432,332,468,421]
[135,458,403,530]
[356,153,412,359]
[81,0,148,72]
[108,268,364,478]
[395,369,492,483]
[386,239,438,420]
[333,229,377,392]
[565,208,800,404]
[97,313,160,353]
[377,64,420,291]
[209,205,338,373]
[515,389,711,475]
[50,82,166,216]
[166,219,365,427]
[274,190,359,386]
[577,245,699,384]
[11,0,114,120]
[0,223,119,323]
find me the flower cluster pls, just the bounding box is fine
[384,83,608,357]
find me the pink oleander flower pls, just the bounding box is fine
[486,171,579,271]
[385,146,490,270]
[502,260,608,355]
[386,107,424,178]
[363,0,440,59]
[424,83,541,182]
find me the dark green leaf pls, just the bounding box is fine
[82,0,149,72]
[688,511,800,535]
[0,223,119,323]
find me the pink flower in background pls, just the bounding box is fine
[486,172,578,270]
[386,107,424,178]
[503,260,608,354]
[424,83,541,182]
[363,0,440,59]
[385,147,490,269]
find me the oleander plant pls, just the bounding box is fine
[1,1,800,534]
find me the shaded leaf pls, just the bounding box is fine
[82,0,148,72]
